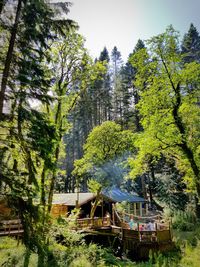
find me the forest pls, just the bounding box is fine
[0,0,200,266]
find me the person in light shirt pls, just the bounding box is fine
[147,220,155,231]
[129,218,137,230]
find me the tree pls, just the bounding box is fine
[129,39,145,132]
[63,48,109,192]
[155,160,188,210]
[181,23,200,63]
[129,26,200,202]
[0,1,78,264]
[0,0,74,118]
[73,121,135,217]
[0,0,22,117]
[46,29,106,209]
[98,47,112,122]
[119,40,145,131]
[111,46,123,122]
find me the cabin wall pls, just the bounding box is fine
[51,204,68,218]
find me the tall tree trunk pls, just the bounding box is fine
[148,174,153,205]
[40,165,47,217]
[48,96,62,212]
[48,145,60,213]
[141,175,147,199]
[0,0,22,118]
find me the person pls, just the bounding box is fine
[129,218,134,229]
[139,224,144,231]
[147,220,155,231]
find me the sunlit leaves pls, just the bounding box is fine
[73,121,136,185]
[128,26,200,193]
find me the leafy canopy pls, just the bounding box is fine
[129,26,200,194]
[73,121,135,182]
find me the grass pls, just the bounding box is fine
[0,237,38,266]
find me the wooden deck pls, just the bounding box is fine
[75,216,172,241]
[77,217,174,260]
[0,216,174,260]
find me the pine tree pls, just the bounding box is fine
[0,0,76,262]
[0,0,22,118]
[98,47,112,121]
[181,23,200,63]
[128,39,145,131]
[119,62,135,129]
[111,46,123,123]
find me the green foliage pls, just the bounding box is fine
[0,237,37,267]
[82,121,135,164]
[181,23,200,63]
[129,26,200,197]
[88,179,102,193]
[172,210,197,231]
[180,241,200,267]
[154,163,188,210]
[73,121,135,189]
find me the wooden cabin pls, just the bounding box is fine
[51,187,147,218]
[51,192,112,218]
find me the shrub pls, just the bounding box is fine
[172,210,196,231]
[180,241,200,267]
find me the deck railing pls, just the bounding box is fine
[0,219,24,237]
[75,216,111,229]
[122,227,171,243]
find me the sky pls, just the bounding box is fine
[66,0,200,61]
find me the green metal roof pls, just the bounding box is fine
[102,187,146,203]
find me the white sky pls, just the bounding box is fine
[67,0,200,61]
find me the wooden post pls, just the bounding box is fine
[134,203,136,215]
[169,221,172,240]
[155,222,158,242]
[112,204,115,225]
[139,202,142,217]
[137,223,140,241]
[101,196,104,224]
[145,202,148,215]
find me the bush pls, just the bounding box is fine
[180,241,200,267]
[172,210,196,231]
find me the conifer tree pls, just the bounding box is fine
[0,0,76,263]
[128,39,145,131]
[111,46,123,123]
[181,23,200,63]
